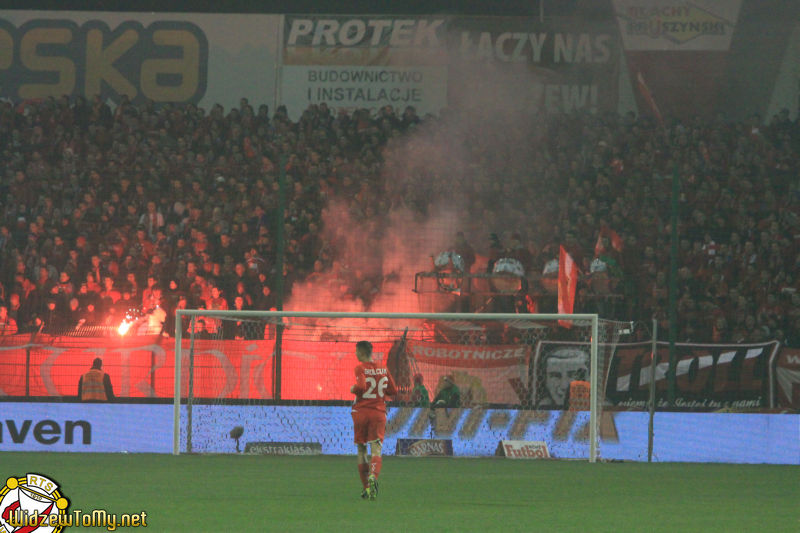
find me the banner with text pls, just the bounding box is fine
[613,0,741,51]
[1,334,796,409]
[606,340,778,410]
[1,403,797,463]
[405,339,529,405]
[0,10,281,111]
[445,16,621,113]
[0,334,393,401]
[281,15,449,118]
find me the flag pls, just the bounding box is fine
[636,71,664,128]
[594,227,624,257]
[558,245,578,328]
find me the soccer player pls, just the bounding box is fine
[350,340,397,501]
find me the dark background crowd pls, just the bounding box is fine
[1,93,799,346]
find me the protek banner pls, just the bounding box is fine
[281,15,448,118]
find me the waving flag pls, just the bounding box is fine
[558,245,578,328]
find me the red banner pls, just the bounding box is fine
[0,334,393,401]
[406,339,529,405]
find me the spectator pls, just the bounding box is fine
[0,305,18,335]
[431,374,461,409]
[452,231,476,273]
[410,373,430,407]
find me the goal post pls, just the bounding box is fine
[173,310,632,461]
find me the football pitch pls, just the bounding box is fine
[0,453,797,532]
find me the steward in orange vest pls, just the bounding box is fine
[78,358,115,402]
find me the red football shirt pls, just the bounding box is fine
[352,361,397,413]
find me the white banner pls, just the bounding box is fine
[281,15,449,119]
[281,65,447,117]
[613,0,742,51]
[0,10,281,112]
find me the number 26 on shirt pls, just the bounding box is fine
[362,376,389,399]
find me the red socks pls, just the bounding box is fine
[358,463,369,488]
[369,456,382,479]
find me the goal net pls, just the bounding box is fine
[173,311,632,461]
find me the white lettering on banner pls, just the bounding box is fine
[676,354,714,377]
[339,19,366,46]
[459,31,610,63]
[240,348,263,399]
[553,33,611,63]
[500,440,551,459]
[745,348,763,360]
[411,345,525,362]
[39,346,69,396]
[287,19,313,44]
[717,350,736,365]
[286,18,445,47]
[543,84,598,112]
[613,0,742,51]
[787,355,800,365]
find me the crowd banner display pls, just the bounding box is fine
[280,15,449,119]
[1,8,798,120]
[445,15,621,114]
[1,335,796,410]
[0,10,282,111]
[604,340,779,410]
[405,339,529,405]
[613,0,742,51]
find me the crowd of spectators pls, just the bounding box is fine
[0,93,799,345]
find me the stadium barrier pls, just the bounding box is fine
[0,335,796,409]
[1,403,797,464]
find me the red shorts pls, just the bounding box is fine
[351,409,386,444]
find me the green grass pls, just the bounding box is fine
[0,453,798,532]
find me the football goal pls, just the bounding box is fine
[172,310,633,461]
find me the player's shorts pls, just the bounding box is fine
[351,409,386,444]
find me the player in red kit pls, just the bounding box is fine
[350,340,397,501]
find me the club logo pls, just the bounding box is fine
[0,474,69,533]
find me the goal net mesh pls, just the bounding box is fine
[175,312,632,459]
